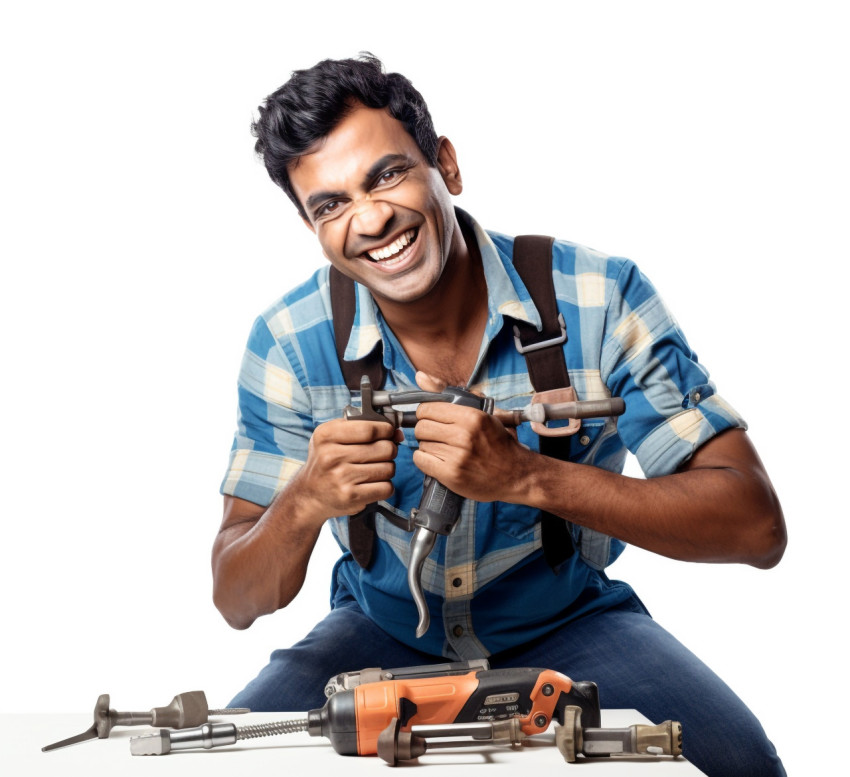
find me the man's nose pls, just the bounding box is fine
[351,198,394,236]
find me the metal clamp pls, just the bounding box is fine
[512,313,567,354]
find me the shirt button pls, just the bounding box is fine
[579,435,590,446]
[693,392,701,403]
[453,625,464,637]
[452,577,463,588]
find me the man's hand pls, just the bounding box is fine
[212,416,401,629]
[412,372,532,503]
[297,418,402,518]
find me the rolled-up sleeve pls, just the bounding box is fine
[600,260,746,477]
[220,314,313,506]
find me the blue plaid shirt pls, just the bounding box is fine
[221,210,745,659]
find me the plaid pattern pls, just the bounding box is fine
[221,210,745,659]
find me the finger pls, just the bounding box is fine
[352,460,396,484]
[414,418,473,448]
[322,418,397,444]
[414,440,453,463]
[412,448,452,482]
[415,370,447,393]
[416,401,482,426]
[344,439,399,463]
[346,477,395,511]
[329,460,395,501]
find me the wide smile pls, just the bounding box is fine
[363,228,419,271]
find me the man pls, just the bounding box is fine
[212,55,787,776]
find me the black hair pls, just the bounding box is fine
[251,53,439,219]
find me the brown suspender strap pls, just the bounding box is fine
[511,236,576,570]
[329,266,385,391]
[511,236,570,391]
[329,266,382,568]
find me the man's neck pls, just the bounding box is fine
[375,215,488,386]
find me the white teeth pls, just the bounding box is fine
[367,229,416,262]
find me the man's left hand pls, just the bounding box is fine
[412,371,533,503]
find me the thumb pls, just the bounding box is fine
[415,370,447,393]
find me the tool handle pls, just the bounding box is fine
[406,385,491,638]
[415,476,463,535]
[150,691,209,728]
[410,385,491,534]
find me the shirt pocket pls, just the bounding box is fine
[489,420,606,543]
[491,501,539,541]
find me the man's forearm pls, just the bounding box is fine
[212,419,400,629]
[212,481,326,630]
[514,429,786,568]
[414,398,785,568]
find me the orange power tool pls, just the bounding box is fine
[314,666,600,756]
[130,666,601,756]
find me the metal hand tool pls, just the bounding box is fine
[131,718,306,755]
[378,716,526,765]
[345,377,625,432]
[345,378,493,638]
[131,666,600,757]
[377,706,683,766]
[555,705,683,763]
[42,690,249,751]
[344,376,626,638]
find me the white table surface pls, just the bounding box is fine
[9,710,704,775]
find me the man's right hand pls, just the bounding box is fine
[296,418,401,518]
[212,418,400,629]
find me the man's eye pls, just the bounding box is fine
[318,200,340,216]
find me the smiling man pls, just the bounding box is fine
[212,55,787,776]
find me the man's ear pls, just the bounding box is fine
[436,136,463,196]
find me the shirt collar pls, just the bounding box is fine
[342,208,542,363]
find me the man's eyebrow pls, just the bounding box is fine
[363,153,416,184]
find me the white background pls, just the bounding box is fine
[2,2,847,775]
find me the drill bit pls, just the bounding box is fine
[131,718,309,755]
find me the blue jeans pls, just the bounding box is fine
[230,599,785,777]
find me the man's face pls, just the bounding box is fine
[288,104,462,305]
